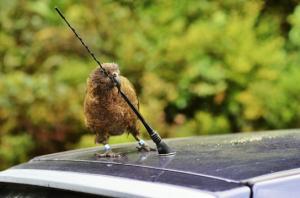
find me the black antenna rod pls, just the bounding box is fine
[55,7,175,155]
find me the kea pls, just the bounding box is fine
[84,63,154,157]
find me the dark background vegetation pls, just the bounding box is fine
[1,0,300,170]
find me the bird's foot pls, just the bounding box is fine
[136,143,156,152]
[95,150,121,158]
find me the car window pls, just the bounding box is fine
[0,183,110,198]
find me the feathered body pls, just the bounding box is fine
[84,63,139,145]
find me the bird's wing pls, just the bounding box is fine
[120,76,139,110]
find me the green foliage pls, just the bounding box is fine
[0,134,34,170]
[1,0,300,170]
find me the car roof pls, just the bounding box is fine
[7,129,300,193]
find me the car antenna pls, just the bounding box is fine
[55,7,175,155]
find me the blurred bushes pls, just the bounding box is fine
[1,0,300,169]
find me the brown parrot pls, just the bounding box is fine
[84,63,154,157]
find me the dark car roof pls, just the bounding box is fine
[12,129,300,192]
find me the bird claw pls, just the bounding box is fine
[95,150,121,158]
[136,144,156,152]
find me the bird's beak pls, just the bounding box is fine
[112,73,121,90]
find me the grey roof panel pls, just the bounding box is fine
[8,129,300,193]
[26,129,300,181]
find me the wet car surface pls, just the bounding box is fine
[1,129,300,197]
[26,129,300,180]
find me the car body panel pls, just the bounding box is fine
[0,169,216,198]
[29,129,300,181]
[252,173,300,198]
[11,160,244,192]
[1,129,300,197]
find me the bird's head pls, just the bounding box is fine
[90,63,121,90]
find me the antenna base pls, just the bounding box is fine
[156,140,176,155]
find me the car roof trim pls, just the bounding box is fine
[244,167,300,184]
[31,158,240,184]
[215,186,251,198]
[0,169,215,198]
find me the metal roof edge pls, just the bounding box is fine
[215,186,251,198]
[26,158,241,184]
[243,167,300,184]
[0,169,215,198]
